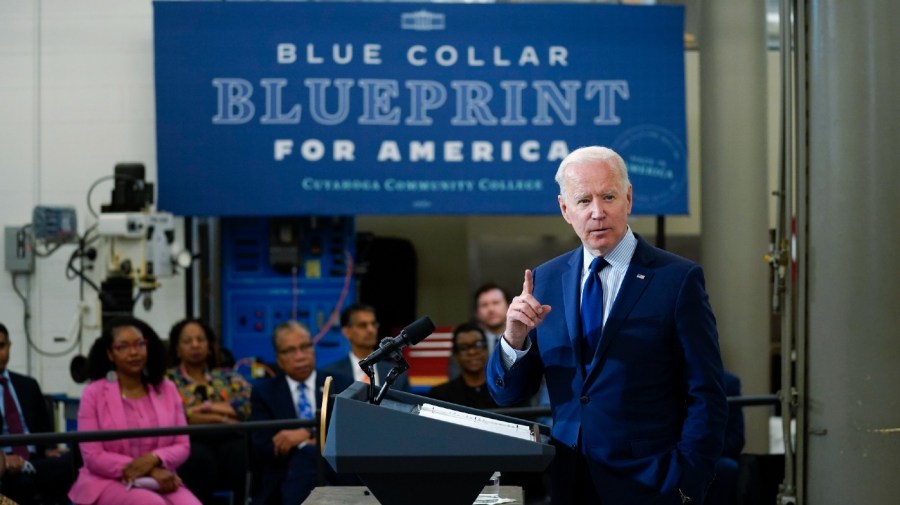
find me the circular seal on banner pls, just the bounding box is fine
[612,125,687,213]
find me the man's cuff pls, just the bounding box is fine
[499,334,531,369]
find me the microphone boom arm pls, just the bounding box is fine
[356,316,435,404]
[373,355,409,405]
[360,351,410,405]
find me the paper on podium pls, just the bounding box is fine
[416,402,536,441]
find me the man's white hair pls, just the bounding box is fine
[555,146,630,198]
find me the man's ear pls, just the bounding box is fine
[558,195,572,224]
[626,184,633,214]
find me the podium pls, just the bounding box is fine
[323,382,555,505]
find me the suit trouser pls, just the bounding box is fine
[551,436,602,505]
[243,443,316,505]
[2,452,74,505]
[551,437,691,505]
[280,444,318,505]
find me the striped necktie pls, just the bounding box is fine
[297,383,314,420]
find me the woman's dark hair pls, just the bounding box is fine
[86,316,167,386]
[167,318,220,369]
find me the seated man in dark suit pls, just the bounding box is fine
[0,323,74,505]
[706,370,746,505]
[428,322,496,409]
[321,304,409,393]
[249,320,352,505]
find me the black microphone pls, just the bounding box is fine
[358,316,435,369]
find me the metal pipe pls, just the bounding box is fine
[792,1,808,503]
[777,1,798,503]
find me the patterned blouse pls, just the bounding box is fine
[166,366,253,421]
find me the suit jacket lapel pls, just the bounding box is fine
[102,380,129,431]
[96,380,133,455]
[275,376,296,418]
[9,374,35,431]
[562,249,584,365]
[586,238,656,382]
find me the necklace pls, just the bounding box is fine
[121,386,146,399]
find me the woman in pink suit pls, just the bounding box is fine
[68,317,201,505]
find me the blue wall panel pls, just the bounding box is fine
[221,217,355,367]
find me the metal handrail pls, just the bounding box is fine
[0,394,778,447]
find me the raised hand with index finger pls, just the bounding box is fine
[503,269,552,350]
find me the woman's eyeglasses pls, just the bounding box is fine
[111,339,148,353]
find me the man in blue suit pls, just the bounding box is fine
[321,304,410,393]
[487,146,727,505]
[250,320,352,504]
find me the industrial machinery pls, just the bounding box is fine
[4,163,189,383]
[91,163,187,324]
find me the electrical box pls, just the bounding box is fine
[4,226,34,273]
[32,206,78,243]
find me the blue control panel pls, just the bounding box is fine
[221,217,355,367]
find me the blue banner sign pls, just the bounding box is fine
[154,2,687,215]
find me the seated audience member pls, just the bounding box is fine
[249,321,352,505]
[707,370,746,505]
[428,322,497,409]
[321,304,409,392]
[447,284,510,379]
[166,319,252,505]
[0,323,73,505]
[68,317,200,505]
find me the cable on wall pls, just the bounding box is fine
[10,273,80,358]
[311,250,354,345]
